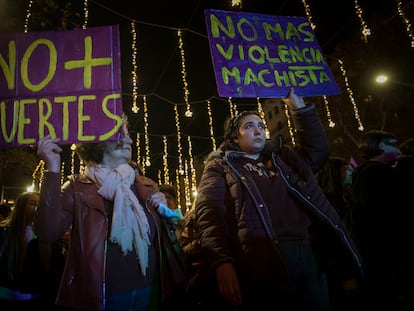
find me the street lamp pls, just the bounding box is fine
[375,74,414,90]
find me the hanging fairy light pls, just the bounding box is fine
[24,0,33,33]
[206,100,217,150]
[354,0,371,43]
[177,30,192,117]
[301,0,316,30]
[322,96,336,128]
[397,0,414,48]
[135,132,141,171]
[131,21,139,113]
[187,136,197,200]
[142,95,151,168]
[256,97,270,139]
[283,102,296,145]
[31,160,44,191]
[338,59,364,131]
[83,0,89,29]
[175,169,182,212]
[228,97,238,119]
[183,160,192,211]
[174,105,184,175]
[162,135,170,184]
[231,0,242,8]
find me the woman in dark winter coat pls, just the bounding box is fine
[194,88,363,311]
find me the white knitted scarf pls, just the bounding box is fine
[85,163,150,276]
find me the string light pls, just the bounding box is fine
[135,132,141,168]
[206,100,217,150]
[228,97,238,119]
[396,0,414,48]
[354,0,371,43]
[256,97,270,139]
[338,59,364,131]
[24,0,33,33]
[70,144,76,174]
[175,169,182,212]
[31,160,44,191]
[60,162,65,185]
[183,160,192,212]
[174,105,184,175]
[142,95,151,170]
[187,136,197,203]
[178,30,192,117]
[283,102,296,145]
[322,95,336,128]
[131,21,139,113]
[231,0,242,8]
[83,0,89,29]
[301,0,316,30]
[162,136,170,184]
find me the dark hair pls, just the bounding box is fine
[159,184,177,200]
[399,138,414,156]
[75,114,129,164]
[224,110,261,151]
[358,130,397,160]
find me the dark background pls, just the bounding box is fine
[1,0,414,196]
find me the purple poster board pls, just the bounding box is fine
[0,25,123,148]
[204,9,340,98]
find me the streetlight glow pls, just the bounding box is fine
[375,75,388,84]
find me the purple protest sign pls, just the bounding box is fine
[0,25,123,148]
[204,9,341,98]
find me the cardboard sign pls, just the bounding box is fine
[0,25,123,148]
[204,9,340,98]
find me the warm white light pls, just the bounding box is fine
[376,75,388,83]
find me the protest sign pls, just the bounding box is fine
[204,9,340,98]
[0,25,123,148]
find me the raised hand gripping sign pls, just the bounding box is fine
[0,25,123,148]
[204,9,340,98]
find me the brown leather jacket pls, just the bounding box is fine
[35,172,164,310]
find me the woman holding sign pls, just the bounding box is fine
[194,88,363,310]
[35,115,188,311]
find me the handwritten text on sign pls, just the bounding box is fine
[0,25,123,148]
[204,9,340,98]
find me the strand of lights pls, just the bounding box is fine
[142,95,151,172]
[354,0,371,43]
[70,144,76,174]
[187,136,197,202]
[135,132,141,167]
[175,169,182,212]
[24,0,33,33]
[183,160,192,212]
[178,30,192,117]
[256,98,270,139]
[322,95,336,128]
[206,100,217,150]
[231,0,242,8]
[397,0,414,48]
[31,160,44,191]
[228,97,238,119]
[338,59,364,131]
[61,162,65,185]
[131,21,139,113]
[162,136,170,184]
[283,102,296,145]
[83,0,89,29]
[174,105,184,175]
[301,0,316,30]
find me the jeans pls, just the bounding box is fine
[106,287,154,311]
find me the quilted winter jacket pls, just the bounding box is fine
[195,105,363,288]
[34,172,164,310]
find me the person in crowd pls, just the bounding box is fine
[393,137,414,310]
[159,183,184,238]
[315,156,361,310]
[35,115,188,311]
[0,203,11,222]
[351,130,402,310]
[194,88,363,310]
[0,191,64,310]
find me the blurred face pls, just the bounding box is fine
[102,125,133,169]
[234,114,266,159]
[27,193,39,221]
